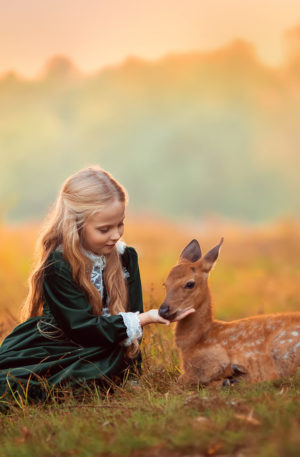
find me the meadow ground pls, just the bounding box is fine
[0,217,299,457]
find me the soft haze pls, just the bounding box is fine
[1,0,300,223]
[1,0,300,77]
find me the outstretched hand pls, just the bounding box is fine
[173,307,196,321]
[138,308,196,327]
[146,309,170,326]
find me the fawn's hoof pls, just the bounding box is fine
[232,363,247,375]
[222,377,239,387]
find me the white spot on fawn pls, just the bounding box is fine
[291,331,298,337]
[244,351,253,357]
[208,338,217,344]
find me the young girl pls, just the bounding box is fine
[0,166,193,401]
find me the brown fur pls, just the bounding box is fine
[159,239,300,385]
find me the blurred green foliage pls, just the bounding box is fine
[0,39,300,222]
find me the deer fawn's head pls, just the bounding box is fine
[158,238,224,321]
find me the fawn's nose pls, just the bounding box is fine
[158,303,170,318]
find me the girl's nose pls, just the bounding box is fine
[110,228,121,241]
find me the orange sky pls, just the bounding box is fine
[1,0,300,78]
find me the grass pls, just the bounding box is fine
[1,366,300,457]
[0,218,300,456]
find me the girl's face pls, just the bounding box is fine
[81,199,125,255]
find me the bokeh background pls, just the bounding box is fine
[0,0,300,332]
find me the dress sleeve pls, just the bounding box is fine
[118,246,144,346]
[123,246,144,314]
[119,312,143,346]
[43,252,128,347]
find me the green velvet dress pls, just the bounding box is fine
[0,246,143,401]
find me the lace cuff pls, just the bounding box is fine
[118,311,143,346]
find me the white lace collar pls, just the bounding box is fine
[80,240,126,264]
[81,248,106,268]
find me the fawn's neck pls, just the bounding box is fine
[175,291,213,352]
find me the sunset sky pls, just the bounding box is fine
[1,0,300,78]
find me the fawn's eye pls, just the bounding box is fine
[184,281,195,289]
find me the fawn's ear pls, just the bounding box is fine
[178,239,202,264]
[202,238,224,273]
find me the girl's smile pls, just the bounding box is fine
[81,199,125,255]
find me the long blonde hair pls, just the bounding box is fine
[23,166,138,355]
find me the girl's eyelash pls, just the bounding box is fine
[97,222,124,233]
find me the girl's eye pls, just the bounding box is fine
[98,228,109,233]
[118,222,124,228]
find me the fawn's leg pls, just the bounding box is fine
[241,354,278,382]
[179,345,232,385]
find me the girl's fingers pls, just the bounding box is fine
[147,309,170,325]
[176,308,196,321]
[158,317,170,325]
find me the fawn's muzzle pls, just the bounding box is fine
[158,303,178,321]
[158,303,170,319]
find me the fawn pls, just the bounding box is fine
[158,239,300,385]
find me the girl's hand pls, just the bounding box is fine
[138,308,196,327]
[173,307,196,321]
[138,309,170,327]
